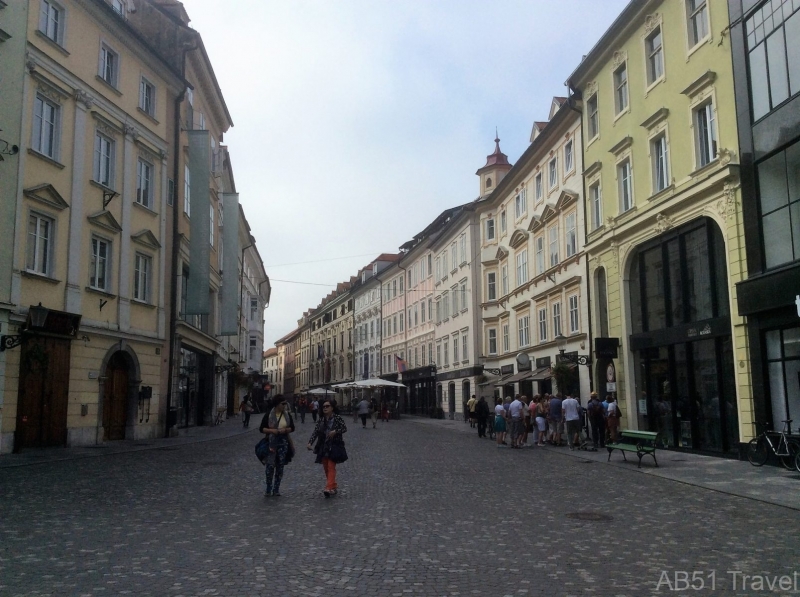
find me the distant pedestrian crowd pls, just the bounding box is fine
[465,391,621,449]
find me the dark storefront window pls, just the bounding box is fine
[765,327,800,431]
[630,218,738,453]
[746,0,800,120]
[757,141,800,269]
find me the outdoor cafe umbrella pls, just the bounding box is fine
[354,378,406,388]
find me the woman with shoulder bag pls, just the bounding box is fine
[307,398,348,498]
[259,395,295,497]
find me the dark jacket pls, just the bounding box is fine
[476,398,490,419]
[260,408,296,463]
[308,414,348,464]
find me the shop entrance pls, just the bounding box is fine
[103,352,130,440]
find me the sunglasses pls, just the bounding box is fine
[280,402,288,406]
[323,404,333,408]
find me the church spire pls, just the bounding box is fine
[476,130,512,197]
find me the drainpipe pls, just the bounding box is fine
[165,36,198,438]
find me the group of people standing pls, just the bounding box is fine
[468,391,622,450]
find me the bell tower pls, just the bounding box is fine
[476,131,511,198]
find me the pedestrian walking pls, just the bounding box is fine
[606,395,621,443]
[311,398,319,422]
[548,393,564,446]
[494,397,507,447]
[259,395,296,497]
[381,400,390,422]
[467,395,478,428]
[370,397,379,428]
[357,397,370,428]
[239,393,254,428]
[298,396,307,424]
[587,392,605,448]
[307,399,348,498]
[476,395,490,438]
[562,393,581,450]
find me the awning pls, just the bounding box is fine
[503,370,534,384]
[491,374,515,386]
[529,366,553,381]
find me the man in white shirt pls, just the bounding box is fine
[562,394,581,450]
[508,395,525,448]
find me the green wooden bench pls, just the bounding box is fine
[607,429,659,468]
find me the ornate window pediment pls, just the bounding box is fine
[540,203,557,223]
[509,229,529,249]
[495,246,509,260]
[554,190,578,211]
[24,183,69,210]
[87,210,122,233]
[527,214,543,233]
[131,229,161,249]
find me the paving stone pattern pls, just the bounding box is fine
[1,418,798,597]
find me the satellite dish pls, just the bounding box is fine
[516,352,531,370]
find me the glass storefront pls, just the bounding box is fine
[177,346,211,427]
[629,218,739,453]
[764,326,800,432]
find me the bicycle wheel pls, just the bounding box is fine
[795,447,800,474]
[780,440,800,470]
[747,437,769,466]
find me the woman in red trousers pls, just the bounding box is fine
[307,398,348,497]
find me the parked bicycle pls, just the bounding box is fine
[747,420,800,471]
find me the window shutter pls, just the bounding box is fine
[93,134,100,182]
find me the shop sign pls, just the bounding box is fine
[500,364,515,375]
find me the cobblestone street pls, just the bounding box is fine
[1,417,799,597]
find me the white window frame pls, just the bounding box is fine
[590,181,602,230]
[462,333,468,362]
[518,315,530,348]
[32,94,60,160]
[646,27,664,86]
[459,280,467,311]
[26,212,54,276]
[548,226,559,268]
[564,140,574,174]
[569,294,580,333]
[587,93,599,139]
[453,334,459,362]
[614,62,629,115]
[133,252,151,303]
[500,263,508,296]
[39,0,65,46]
[538,307,548,343]
[94,132,115,189]
[99,42,119,88]
[139,76,156,117]
[502,323,510,353]
[695,101,717,168]
[618,159,633,212]
[515,188,527,219]
[549,157,558,189]
[565,212,577,258]
[535,173,543,202]
[459,233,467,265]
[515,249,528,287]
[90,236,111,292]
[488,328,497,355]
[184,164,191,216]
[500,209,507,234]
[136,158,153,208]
[443,339,449,366]
[487,272,496,301]
[209,203,215,247]
[686,0,709,49]
[535,235,545,274]
[486,218,496,241]
[651,133,669,192]
[552,302,562,338]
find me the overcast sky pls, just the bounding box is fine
[185,0,629,349]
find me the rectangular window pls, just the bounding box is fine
[209,202,215,246]
[90,237,110,291]
[502,323,509,352]
[553,302,562,338]
[428,298,433,322]
[518,316,530,347]
[442,251,448,275]
[459,281,467,311]
[515,249,528,286]
[587,94,599,139]
[501,264,508,296]
[26,213,52,275]
[139,77,155,117]
[462,333,468,361]
[488,328,497,355]
[569,294,580,333]
[393,315,397,335]
[564,140,574,173]
[451,286,458,314]
[443,340,449,366]
[436,343,442,366]
[399,275,404,295]
[453,335,459,362]
[184,165,191,216]
[614,63,628,114]
[249,336,257,361]
[39,0,63,44]
[535,236,545,274]
[250,297,258,321]
[549,226,559,267]
[500,209,507,233]
[429,343,434,365]
[695,102,717,167]
[487,272,496,301]
[450,243,457,271]
[758,142,800,269]
[400,313,404,331]
[565,212,577,257]
[421,301,426,323]
[687,0,709,48]
[486,218,495,241]
[646,27,664,84]
[136,159,153,208]
[618,159,633,211]
[549,157,558,188]
[134,253,150,302]
[538,307,548,343]
[515,188,527,219]
[435,257,441,280]
[94,132,114,188]
[535,173,543,201]
[442,291,449,319]
[590,182,602,230]
[99,44,118,87]
[32,94,59,159]
[652,134,669,192]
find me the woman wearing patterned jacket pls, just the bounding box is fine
[307,398,348,497]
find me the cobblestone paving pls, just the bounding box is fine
[1,417,799,597]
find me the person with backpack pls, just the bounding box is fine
[587,392,606,448]
[239,393,254,428]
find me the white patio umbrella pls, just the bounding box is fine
[355,378,406,388]
[306,387,334,395]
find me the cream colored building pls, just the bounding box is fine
[2,0,183,452]
[478,104,590,403]
[310,283,354,388]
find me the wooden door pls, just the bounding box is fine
[15,336,71,449]
[103,352,129,440]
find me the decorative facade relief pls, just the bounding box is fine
[74,90,95,109]
[612,50,627,69]
[654,213,674,233]
[644,13,661,34]
[123,124,139,140]
[716,179,741,222]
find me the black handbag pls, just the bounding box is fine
[326,439,348,463]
